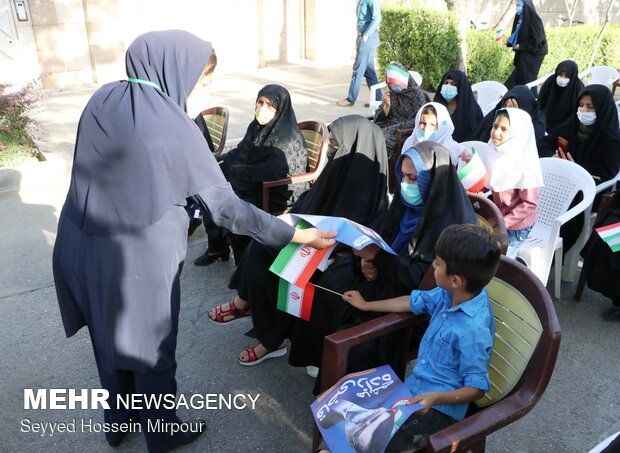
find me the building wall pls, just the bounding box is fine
[1,0,618,89]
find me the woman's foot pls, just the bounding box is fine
[602,307,620,321]
[239,342,288,366]
[208,297,251,324]
[194,248,230,266]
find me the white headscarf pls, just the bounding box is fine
[401,102,464,165]
[481,107,544,192]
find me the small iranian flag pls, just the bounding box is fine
[270,241,333,288]
[386,64,409,90]
[277,280,316,321]
[495,28,505,42]
[596,221,620,252]
[457,147,488,192]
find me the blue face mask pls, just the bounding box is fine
[400,182,423,205]
[388,83,405,92]
[417,128,437,142]
[440,84,458,101]
[516,1,524,14]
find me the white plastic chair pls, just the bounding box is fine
[471,81,508,116]
[515,158,595,299]
[563,167,620,282]
[579,66,619,88]
[368,71,423,116]
[525,72,554,93]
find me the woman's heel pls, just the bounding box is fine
[194,248,230,266]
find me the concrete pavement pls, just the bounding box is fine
[1,62,619,453]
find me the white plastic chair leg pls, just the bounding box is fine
[554,246,562,299]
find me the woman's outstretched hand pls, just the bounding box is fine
[291,228,337,250]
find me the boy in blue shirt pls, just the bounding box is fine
[337,224,501,452]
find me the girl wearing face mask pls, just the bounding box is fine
[482,108,543,258]
[537,60,584,131]
[195,84,308,266]
[504,0,548,89]
[433,69,483,142]
[401,102,465,165]
[373,62,426,158]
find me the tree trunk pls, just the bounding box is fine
[446,0,472,72]
[587,0,615,67]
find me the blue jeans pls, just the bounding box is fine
[346,32,380,103]
[506,224,534,259]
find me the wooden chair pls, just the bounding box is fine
[388,127,413,194]
[314,256,561,453]
[199,106,229,156]
[262,120,329,213]
[468,193,508,254]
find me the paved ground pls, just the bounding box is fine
[1,62,619,453]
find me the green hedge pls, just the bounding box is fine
[379,5,620,87]
[377,7,460,91]
[466,25,620,84]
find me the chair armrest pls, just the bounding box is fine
[596,177,619,194]
[320,313,423,391]
[428,391,535,453]
[555,196,593,226]
[261,171,318,211]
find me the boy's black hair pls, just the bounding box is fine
[435,224,503,294]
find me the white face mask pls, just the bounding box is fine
[186,85,210,119]
[577,110,596,126]
[255,106,276,125]
[556,76,570,88]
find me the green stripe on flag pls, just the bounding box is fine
[277,278,289,312]
[269,220,312,275]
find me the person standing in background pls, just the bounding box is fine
[337,0,381,107]
[504,0,547,90]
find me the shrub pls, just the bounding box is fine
[378,7,460,91]
[466,25,620,85]
[0,83,39,166]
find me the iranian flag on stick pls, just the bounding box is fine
[277,280,316,321]
[270,242,333,288]
[457,147,488,193]
[596,221,620,252]
[386,64,409,90]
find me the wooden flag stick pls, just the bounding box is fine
[313,284,343,297]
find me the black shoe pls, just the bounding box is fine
[194,248,230,266]
[602,307,620,321]
[187,218,202,236]
[164,419,206,452]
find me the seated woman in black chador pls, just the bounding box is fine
[537,60,584,132]
[538,84,620,253]
[195,84,308,266]
[373,62,426,158]
[206,115,390,365]
[432,69,482,142]
[287,142,477,376]
[469,85,546,142]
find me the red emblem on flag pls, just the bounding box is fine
[300,245,312,258]
[290,291,300,300]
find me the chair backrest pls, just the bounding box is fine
[409,70,423,87]
[525,72,553,92]
[580,65,619,87]
[471,81,508,116]
[533,158,596,233]
[298,120,329,175]
[200,106,229,155]
[467,192,508,250]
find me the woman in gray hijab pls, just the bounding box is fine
[52,30,335,452]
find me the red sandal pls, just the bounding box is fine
[208,300,251,325]
[238,344,288,367]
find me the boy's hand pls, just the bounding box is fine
[407,392,439,415]
[343,291,368,310]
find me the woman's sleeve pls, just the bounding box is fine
[371,250,429,293]
[537,130,558,157]
[193,182,294,247]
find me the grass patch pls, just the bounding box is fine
[0,137,38,167]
